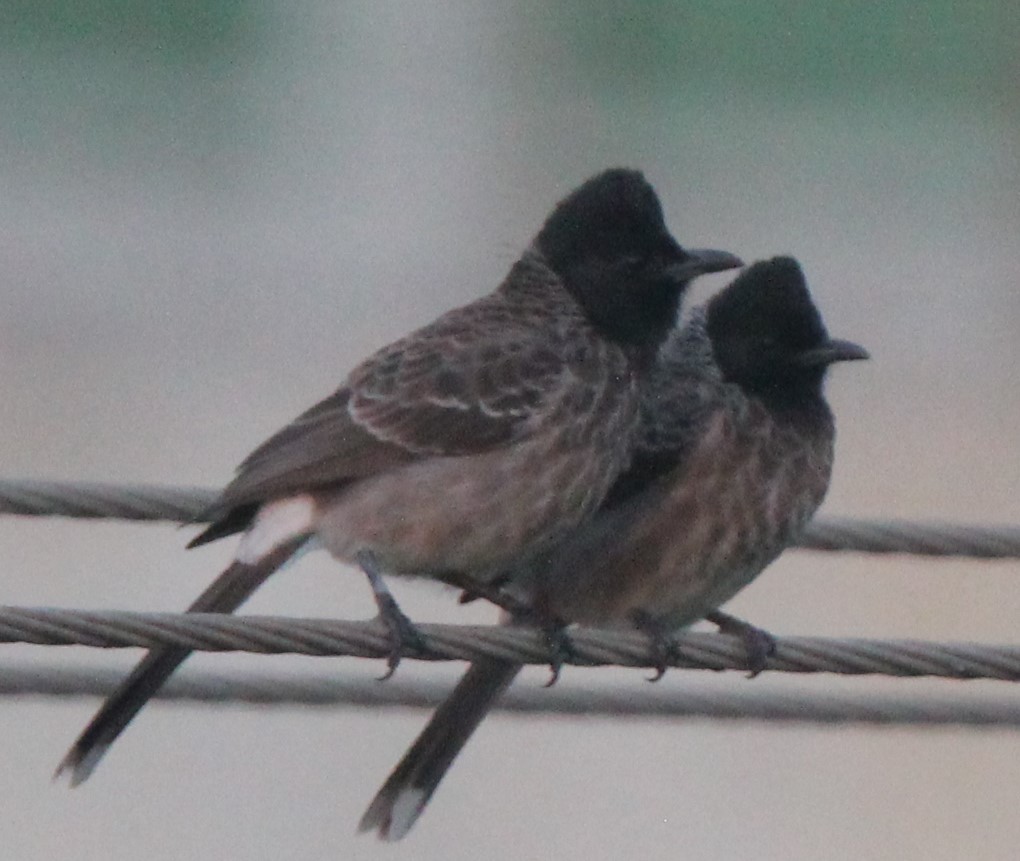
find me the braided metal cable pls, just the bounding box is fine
[0,479,216,523]
[4,479,1020,728]
[4,661,1020,728]
[1,607,1019,681]
[3,478,1020,558]
[799,516,1020,559]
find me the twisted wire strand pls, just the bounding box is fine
[2,606,1020,681]
[0,479,216,523]
[3,479,1020,558]
[5,661,1020,728]
[4,480,1020,727]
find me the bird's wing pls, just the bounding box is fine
[215,304,586,509]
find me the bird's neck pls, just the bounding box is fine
[754,382,835,437]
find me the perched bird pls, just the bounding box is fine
[360,256,868,840]
[56,168,741,785]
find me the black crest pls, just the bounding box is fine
[536,169,736,349]
[707,257,833,401]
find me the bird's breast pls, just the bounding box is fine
[533,401,834,628]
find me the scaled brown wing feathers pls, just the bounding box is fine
[211,297,583,515]
[212,388,418,509]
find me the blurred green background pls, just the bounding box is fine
[2,3,1018,860]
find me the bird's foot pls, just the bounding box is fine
[357,550,427,681]
[705,610,776,678]
[632,612,681,682]
[542,622,575,687]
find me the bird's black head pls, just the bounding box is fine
[536,169,742,349]
[706,256,868,406]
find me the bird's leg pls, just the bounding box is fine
[356,550,427,681]
[436,570,575,685]
[631,611,682,682]
[437,570,522,612]
[705,610,776,678]
[538,618,576,687]
[477,595,574,687]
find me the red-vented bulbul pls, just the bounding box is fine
[360,256,868,840]
[56,169,741,785]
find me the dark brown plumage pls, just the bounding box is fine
[56,168,741,785]
[359,256,868,840]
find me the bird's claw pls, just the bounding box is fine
[374,594,427,681]
[543,624,575,687]
[646,635,682,682]
[631,611,681,681]
[706,610,776,678]
[357,550,426,681]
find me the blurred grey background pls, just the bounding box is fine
[2,2,1019,858]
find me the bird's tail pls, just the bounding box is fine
[55,538,305,786]
[359,657,522,841]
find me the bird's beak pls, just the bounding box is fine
[665,248,744,281]
[795,338,870,368]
